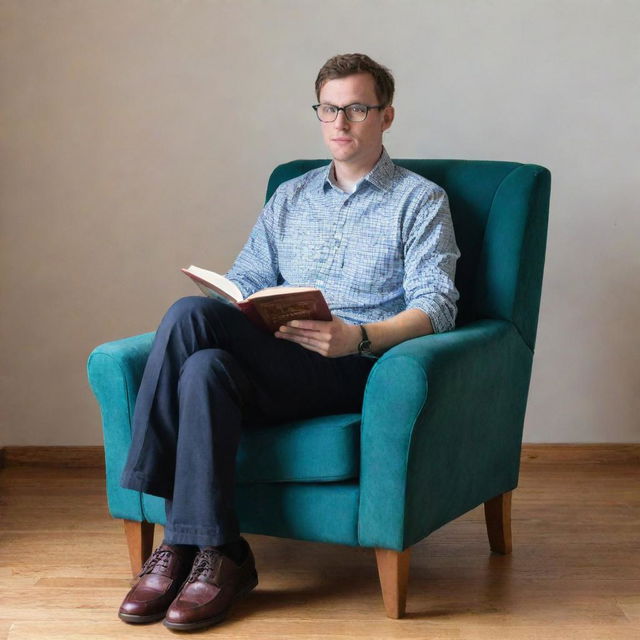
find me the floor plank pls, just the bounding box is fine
[0,462,638,639]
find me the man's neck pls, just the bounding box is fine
[332,148,383,193]
[332,167,358,193]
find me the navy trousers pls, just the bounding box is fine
[120,296,375,547]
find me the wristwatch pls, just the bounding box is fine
[357,324,373,356]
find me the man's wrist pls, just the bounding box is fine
[351,324,362,354]
[356,324,373,356]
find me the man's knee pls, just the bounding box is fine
[178,348,254,406]
[178,348,238,388]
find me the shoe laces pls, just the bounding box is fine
[185,548,222,583]
[136,547,173,578]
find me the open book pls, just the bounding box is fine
[181,265,332,333]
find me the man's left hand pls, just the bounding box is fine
[275,315,361,358]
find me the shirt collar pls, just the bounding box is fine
[321,146,395,194]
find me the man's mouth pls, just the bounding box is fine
[332,138,353,143]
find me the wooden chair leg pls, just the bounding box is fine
[374,546,411,618]
[484,490,513,554]
[123,519,155,576]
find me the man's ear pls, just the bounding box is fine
[381,105,395,132]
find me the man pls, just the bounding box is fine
[118,53,460,632]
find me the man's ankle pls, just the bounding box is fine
[199,538,246,564]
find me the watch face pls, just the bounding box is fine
[359,339,372,354]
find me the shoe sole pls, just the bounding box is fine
[118,610,167,624]
[162,572,259,632]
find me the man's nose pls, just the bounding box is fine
[333,109,350,128]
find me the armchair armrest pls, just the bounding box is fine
[358,319,533,550]
[87,332,156,520]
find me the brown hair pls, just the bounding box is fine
[315,53,395,106]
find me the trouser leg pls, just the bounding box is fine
[120,295,260,498]
[120,295,375,545]
[163,348,252,546]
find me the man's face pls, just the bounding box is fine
[317,72,394,169]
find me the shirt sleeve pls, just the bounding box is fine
[402,185,461,333]
[224,193,281,298]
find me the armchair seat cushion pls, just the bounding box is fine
[235,413,361,484]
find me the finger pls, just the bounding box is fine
[286,319,329,331]
[280,326,331,341]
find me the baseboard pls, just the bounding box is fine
[0,446,105,468]
[520,443,640,464]
[0,444,638,470]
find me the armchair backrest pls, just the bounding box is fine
[266,159,551,351]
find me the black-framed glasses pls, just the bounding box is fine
[312,103,384,123]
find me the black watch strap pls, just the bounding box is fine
[357,324,372,355]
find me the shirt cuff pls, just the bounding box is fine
[406,299,456,334]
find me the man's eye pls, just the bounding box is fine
[321,105,337,115]
[348,105,367,114]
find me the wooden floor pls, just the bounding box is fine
[0,461,638,639]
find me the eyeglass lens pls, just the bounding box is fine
[316,104,369,122]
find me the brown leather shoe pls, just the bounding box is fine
[163,537,258,631]
[118,543,198,624]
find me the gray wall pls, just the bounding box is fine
[1,0,638,445]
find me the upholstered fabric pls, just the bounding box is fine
[358,318,533,550]
[88,332,156,521]
[88,336,361,511]
[140,481,362,547]
[87,158,550,552]
[236,413,361,484]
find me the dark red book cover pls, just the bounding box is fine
[181,265,331,333]
[238,290,332,333]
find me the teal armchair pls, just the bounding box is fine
[87,159,550,618]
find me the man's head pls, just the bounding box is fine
[314,54,395,177]
[315,53,395,107]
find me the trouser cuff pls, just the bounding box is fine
[163,523,240,547]
[120,469,173,500]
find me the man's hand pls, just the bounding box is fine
[275,315,361,358]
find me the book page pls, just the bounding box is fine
[193,281,236,303]
[182,265,243,302]
[246,286,317,300]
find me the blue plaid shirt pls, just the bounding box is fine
[225,148,460,334]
